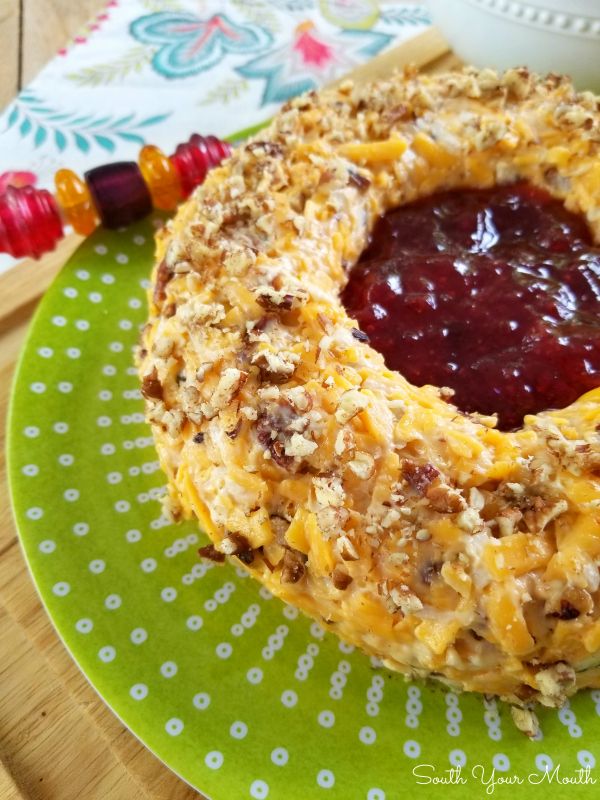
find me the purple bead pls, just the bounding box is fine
[85,162,152,229]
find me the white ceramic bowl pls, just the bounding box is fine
[428,0,600,92]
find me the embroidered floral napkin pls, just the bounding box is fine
[0,0,430,273]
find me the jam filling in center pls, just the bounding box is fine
[342,182,600,431]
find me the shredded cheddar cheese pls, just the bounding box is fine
[140,66,600,710]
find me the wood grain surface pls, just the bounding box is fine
[0,0,106,109]
[0,27,459,799]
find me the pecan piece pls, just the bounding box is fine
[153,259,173,305]
[347,170,371,191]
[420,560,443,585]
[338,535,360,561]
[402,460,440,495]
[350,327,369,342]
[221,532,255,565]
[256,410,294,469]
[332,568,353,590]
[198,544,225,563]
[335,389,369,424]
[426,483,465,513]
[510,707,539,739]
[226,418,242,440]
[552,602,580,621]
[547,586,593,620]
[281,548,307,583]
[246,141,284,158]
[141,367,163,401]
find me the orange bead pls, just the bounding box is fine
[54,168,98,236]
[138,145,181,211]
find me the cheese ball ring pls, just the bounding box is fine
[139,67,600,709]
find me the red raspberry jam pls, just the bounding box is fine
[342,183,600,430]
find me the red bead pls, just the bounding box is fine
[0,185,63,259]
[170,134,232,198]
[85,162,152,229]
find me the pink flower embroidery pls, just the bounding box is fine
[293,21,334,68]
[237,21,392,106]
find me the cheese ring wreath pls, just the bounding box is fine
[139,66,600,712]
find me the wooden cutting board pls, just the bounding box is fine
[0,27,460,800]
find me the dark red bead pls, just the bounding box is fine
[0,185,63,259]
[85,162,152,229]
[170,134,232,198]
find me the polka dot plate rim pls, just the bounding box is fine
[7,217,600,800]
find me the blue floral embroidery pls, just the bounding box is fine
[237,27,392,106]
[130,12,273,79]
[4,92,171,154]
[379,6,431,26]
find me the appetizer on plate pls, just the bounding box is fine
[139,66,600,715]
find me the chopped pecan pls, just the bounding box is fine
[497,507,523,536]
[246,141,284,158]
[226,418,242,440]
[198,544,225,563]
[152,335,175,359]
[285,432,318,458]
[153,259,173,305]
[332,568,353,590]
[552,602,580,621]
[254,285,308,311]
[347,170,370,191]
[510,706,539,739]
[420,561,443,585]
[221,532,254,565]
[252,348,299,381]
[334,428,355,457]
[534,662,576,706]
[547,586,593,620]
[456,507,481,532]
[147,402,184,438]
[281,548,307,583]
[245,316,270,343]
[202,368,248,419]
[347,451,375,480]
[313,475,345,507]
[256,411,293,470]
[256,290,293,311]
[316,505,349,535]
[161,493,182,523]
[178,299,225,327]
[337,535,359,561]
[523,498,568,532]
[141,368,163,401]
[384,103,411,125]
[181,385,203,425]
[380,508,400,529]
[335,389,369,424]
[390,584,423,615]
[269,514,289,539]
[402,460,440,495]
[426,483,465,513]
[514,683,537,701]
[350,327,369,342]
[284,386,313,413]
